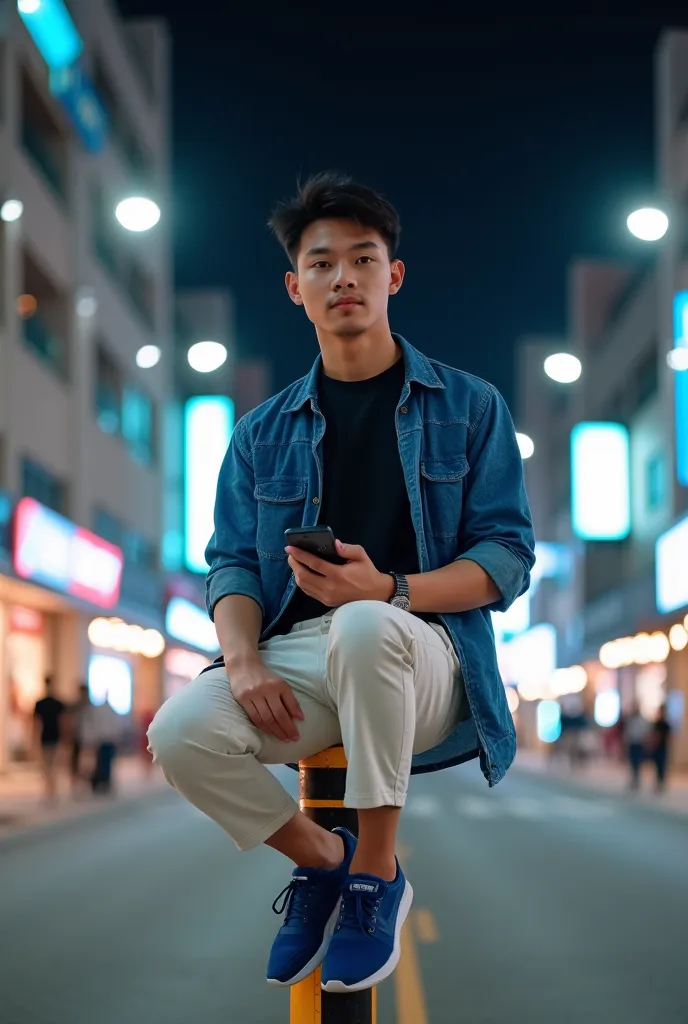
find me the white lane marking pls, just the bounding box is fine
[506,797,548,820]
[549,796,616,819]
[452,794,618,822]
[456,796,499,818]
[405,795,442,818]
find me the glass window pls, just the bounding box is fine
[122,529,157,570]
[95,344,122,436]
[20,68,67,203]
[646,452,666,512]
[635,348,659,410]
[122,384,155,464]
[21,458,67,515]
[94,506,124,548]
[21,251,69,379]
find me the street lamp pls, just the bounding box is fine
[627,207,669,242]
[1,199,24,222]
[516,432,535,459]
[667,347,688,371]
[115,196,161,233]
[187,341,228,373]
[136,345,162,369]
[544,353,582,384]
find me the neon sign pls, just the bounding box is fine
[14,497,123,608]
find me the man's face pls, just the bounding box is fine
[285,219,404,337]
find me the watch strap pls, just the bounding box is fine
[388,572,410,602]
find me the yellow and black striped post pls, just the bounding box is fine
[290,746,377,1024]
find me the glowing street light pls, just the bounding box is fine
[667,347,688,372]
[1,199,24,222]
[516,432,535,459]
[627,207,668,242]
[544,352,582,384]
[187,340,228,373]
[136,345,162,369]
[115,196,161,232]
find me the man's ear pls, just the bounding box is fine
[285,271,303,306]
[389,259,405,296]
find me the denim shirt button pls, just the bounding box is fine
[312,497,320,505]
[400,406,408,414]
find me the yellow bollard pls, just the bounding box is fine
[290,746,377,1024]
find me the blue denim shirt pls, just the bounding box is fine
[206,335,535,786]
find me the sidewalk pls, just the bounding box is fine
[515,748,688,816]
[0,756,167,837]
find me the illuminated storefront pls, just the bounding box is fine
[0,497,143,772]
[163,584,219,700]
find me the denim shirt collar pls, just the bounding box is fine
[280,333,445,414]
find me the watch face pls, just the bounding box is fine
[391,596,411,612]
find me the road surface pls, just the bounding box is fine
[1,759,686,1023]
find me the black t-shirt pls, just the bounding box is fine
[271,355,433,638]
[34,696,66,746]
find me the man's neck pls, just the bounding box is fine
[317,323,401,382]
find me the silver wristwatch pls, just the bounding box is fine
[388,572,411,612]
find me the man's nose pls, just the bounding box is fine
[332,263,357,289]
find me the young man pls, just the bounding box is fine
[148,172,535,992]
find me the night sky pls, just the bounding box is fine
[117,5,688,407]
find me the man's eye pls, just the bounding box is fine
[357,256,374,264]
[312,261,330,269]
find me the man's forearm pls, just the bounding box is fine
[213,594,263,668]
[405,558,501,614]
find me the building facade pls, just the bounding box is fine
[0,0,172,770]
[510,29,688,770]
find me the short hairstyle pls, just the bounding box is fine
[269,171,401,265]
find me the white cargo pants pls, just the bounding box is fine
[147,600,463,851]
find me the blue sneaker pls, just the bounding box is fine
[321,860,413,992]
[266,828,357,987]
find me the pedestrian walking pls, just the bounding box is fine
[83,700,125,795]
[33,676,66,802]
[646,704,672,793]
[148,173,535,994]
[68,683,92,796]
[624,703,651,792]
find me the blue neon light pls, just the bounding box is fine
[672,291,688,486]
[571,422,630,540]
[184,396,235,574]
[17,0,83,71]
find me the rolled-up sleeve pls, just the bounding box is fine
[205,416,265,621]
[455,386,535,611]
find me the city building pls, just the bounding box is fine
[0,0,172,770]
[508,29,688,770]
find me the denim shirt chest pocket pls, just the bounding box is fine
[419,453,470,546]
[254,476,308,560]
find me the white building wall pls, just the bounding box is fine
[0,0,172,557]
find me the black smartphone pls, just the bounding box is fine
[284,525,348,565]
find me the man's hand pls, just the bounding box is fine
[228,658,305,743]
[286,540,394,608]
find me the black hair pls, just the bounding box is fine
[269,171,401,265]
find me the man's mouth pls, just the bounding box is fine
[332,299,362,309]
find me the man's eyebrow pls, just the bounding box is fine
[304,240,381,257]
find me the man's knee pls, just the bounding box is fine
[328,601,409,665]
[147,684,220,774]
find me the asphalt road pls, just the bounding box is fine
[1,760,686,1024]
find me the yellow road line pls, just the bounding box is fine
[395,918,429,1024]
[414,908,439,944]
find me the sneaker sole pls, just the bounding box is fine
[267,897,341,988]
[321,880,414,993]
